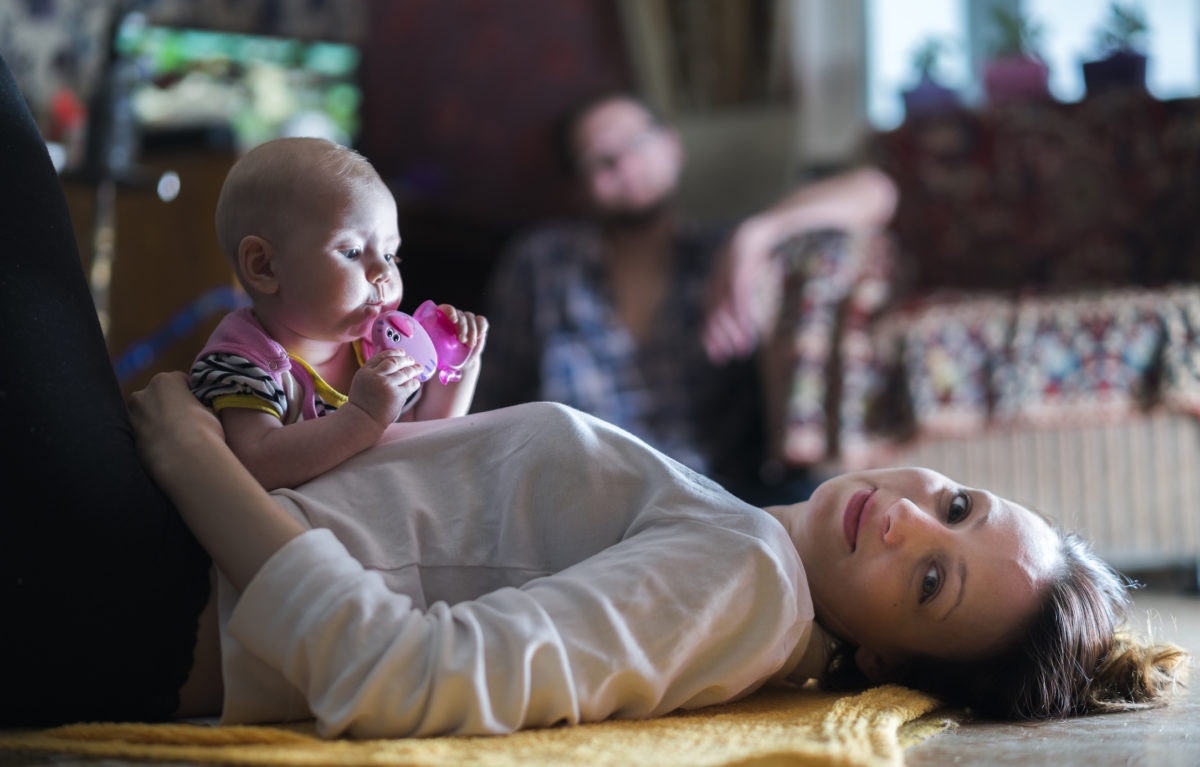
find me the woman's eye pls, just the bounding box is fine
[947,490,971,524]
[339,248,361,260]
[920,564,941,603]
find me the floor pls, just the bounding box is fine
[1,586,1197,767]
[909,584,1200,767]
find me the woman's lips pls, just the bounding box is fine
[843,489,873,552]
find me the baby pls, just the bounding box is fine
[191,137,488,489]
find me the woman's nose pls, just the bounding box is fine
[882,498,937,548]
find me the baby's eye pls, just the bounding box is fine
[919,564,941,603]
[947,490,971,524]
[339,248,362,260]
[385,253,399,264]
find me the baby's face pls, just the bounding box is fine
[266,176,403,345]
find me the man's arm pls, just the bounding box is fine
[703,166,898,361]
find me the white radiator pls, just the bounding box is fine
[886,412,1200,572]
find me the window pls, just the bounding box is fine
[867,0,967,130]
[867,0,1200,130]
[1028,0,1198,101]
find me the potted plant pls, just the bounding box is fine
[982,5,1051,105]
[902,36,961,119]
[1082,2,1148,95]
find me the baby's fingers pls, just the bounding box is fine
[366,348,411,372]
[365,349,426,387]
[351,350,425,424]
[464,312,489,353]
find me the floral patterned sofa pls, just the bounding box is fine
[770,91,1200,579]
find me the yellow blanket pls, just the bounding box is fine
[0,685,959,767]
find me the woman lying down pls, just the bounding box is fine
[130,373,1190,738]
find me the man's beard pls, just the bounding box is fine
[596,195,674,231]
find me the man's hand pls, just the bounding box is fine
[702,219,781,363]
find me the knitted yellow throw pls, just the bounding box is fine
[0,684,959,767]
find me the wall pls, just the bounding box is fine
[356,0,635,312]
[617,0,874,225]
[6,0,834,381]
[359,0,632,226]
[0,0,371,393]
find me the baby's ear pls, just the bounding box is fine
[238,235,277,294]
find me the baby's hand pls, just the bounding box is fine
[349,349,424,425]
[437,303,489,363]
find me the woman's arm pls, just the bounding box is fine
[129,372,306,591]
[730,166,898,252]
[224,513,809,738]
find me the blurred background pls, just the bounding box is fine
[1,0,1196,389]
[5,0,1199,584]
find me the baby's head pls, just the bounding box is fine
[215,137,388,288]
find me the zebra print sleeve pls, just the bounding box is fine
[190,352,288,419]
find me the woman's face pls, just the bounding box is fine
[768,467,1062,679]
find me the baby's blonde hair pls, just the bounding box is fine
[214,137,381,276]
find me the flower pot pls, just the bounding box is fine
[902,76,961,119]
[983,55,1051,106]
[1082,50,1147,95]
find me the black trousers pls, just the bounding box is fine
[0,54,211,726]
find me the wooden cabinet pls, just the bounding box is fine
[63,148,241,398]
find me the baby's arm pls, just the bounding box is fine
[223,349,424,489]
[406,304,489,421]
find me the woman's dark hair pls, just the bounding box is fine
[819,531,1191,719]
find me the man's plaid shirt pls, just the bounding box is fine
[476,221,766,492]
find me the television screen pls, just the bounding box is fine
[114,15,362,151]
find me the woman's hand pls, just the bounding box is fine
[128,371,225,475]
[128,370,306,592]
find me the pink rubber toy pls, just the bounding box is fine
[369,300,471,384]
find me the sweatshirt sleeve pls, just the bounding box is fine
[225,522,812,739]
